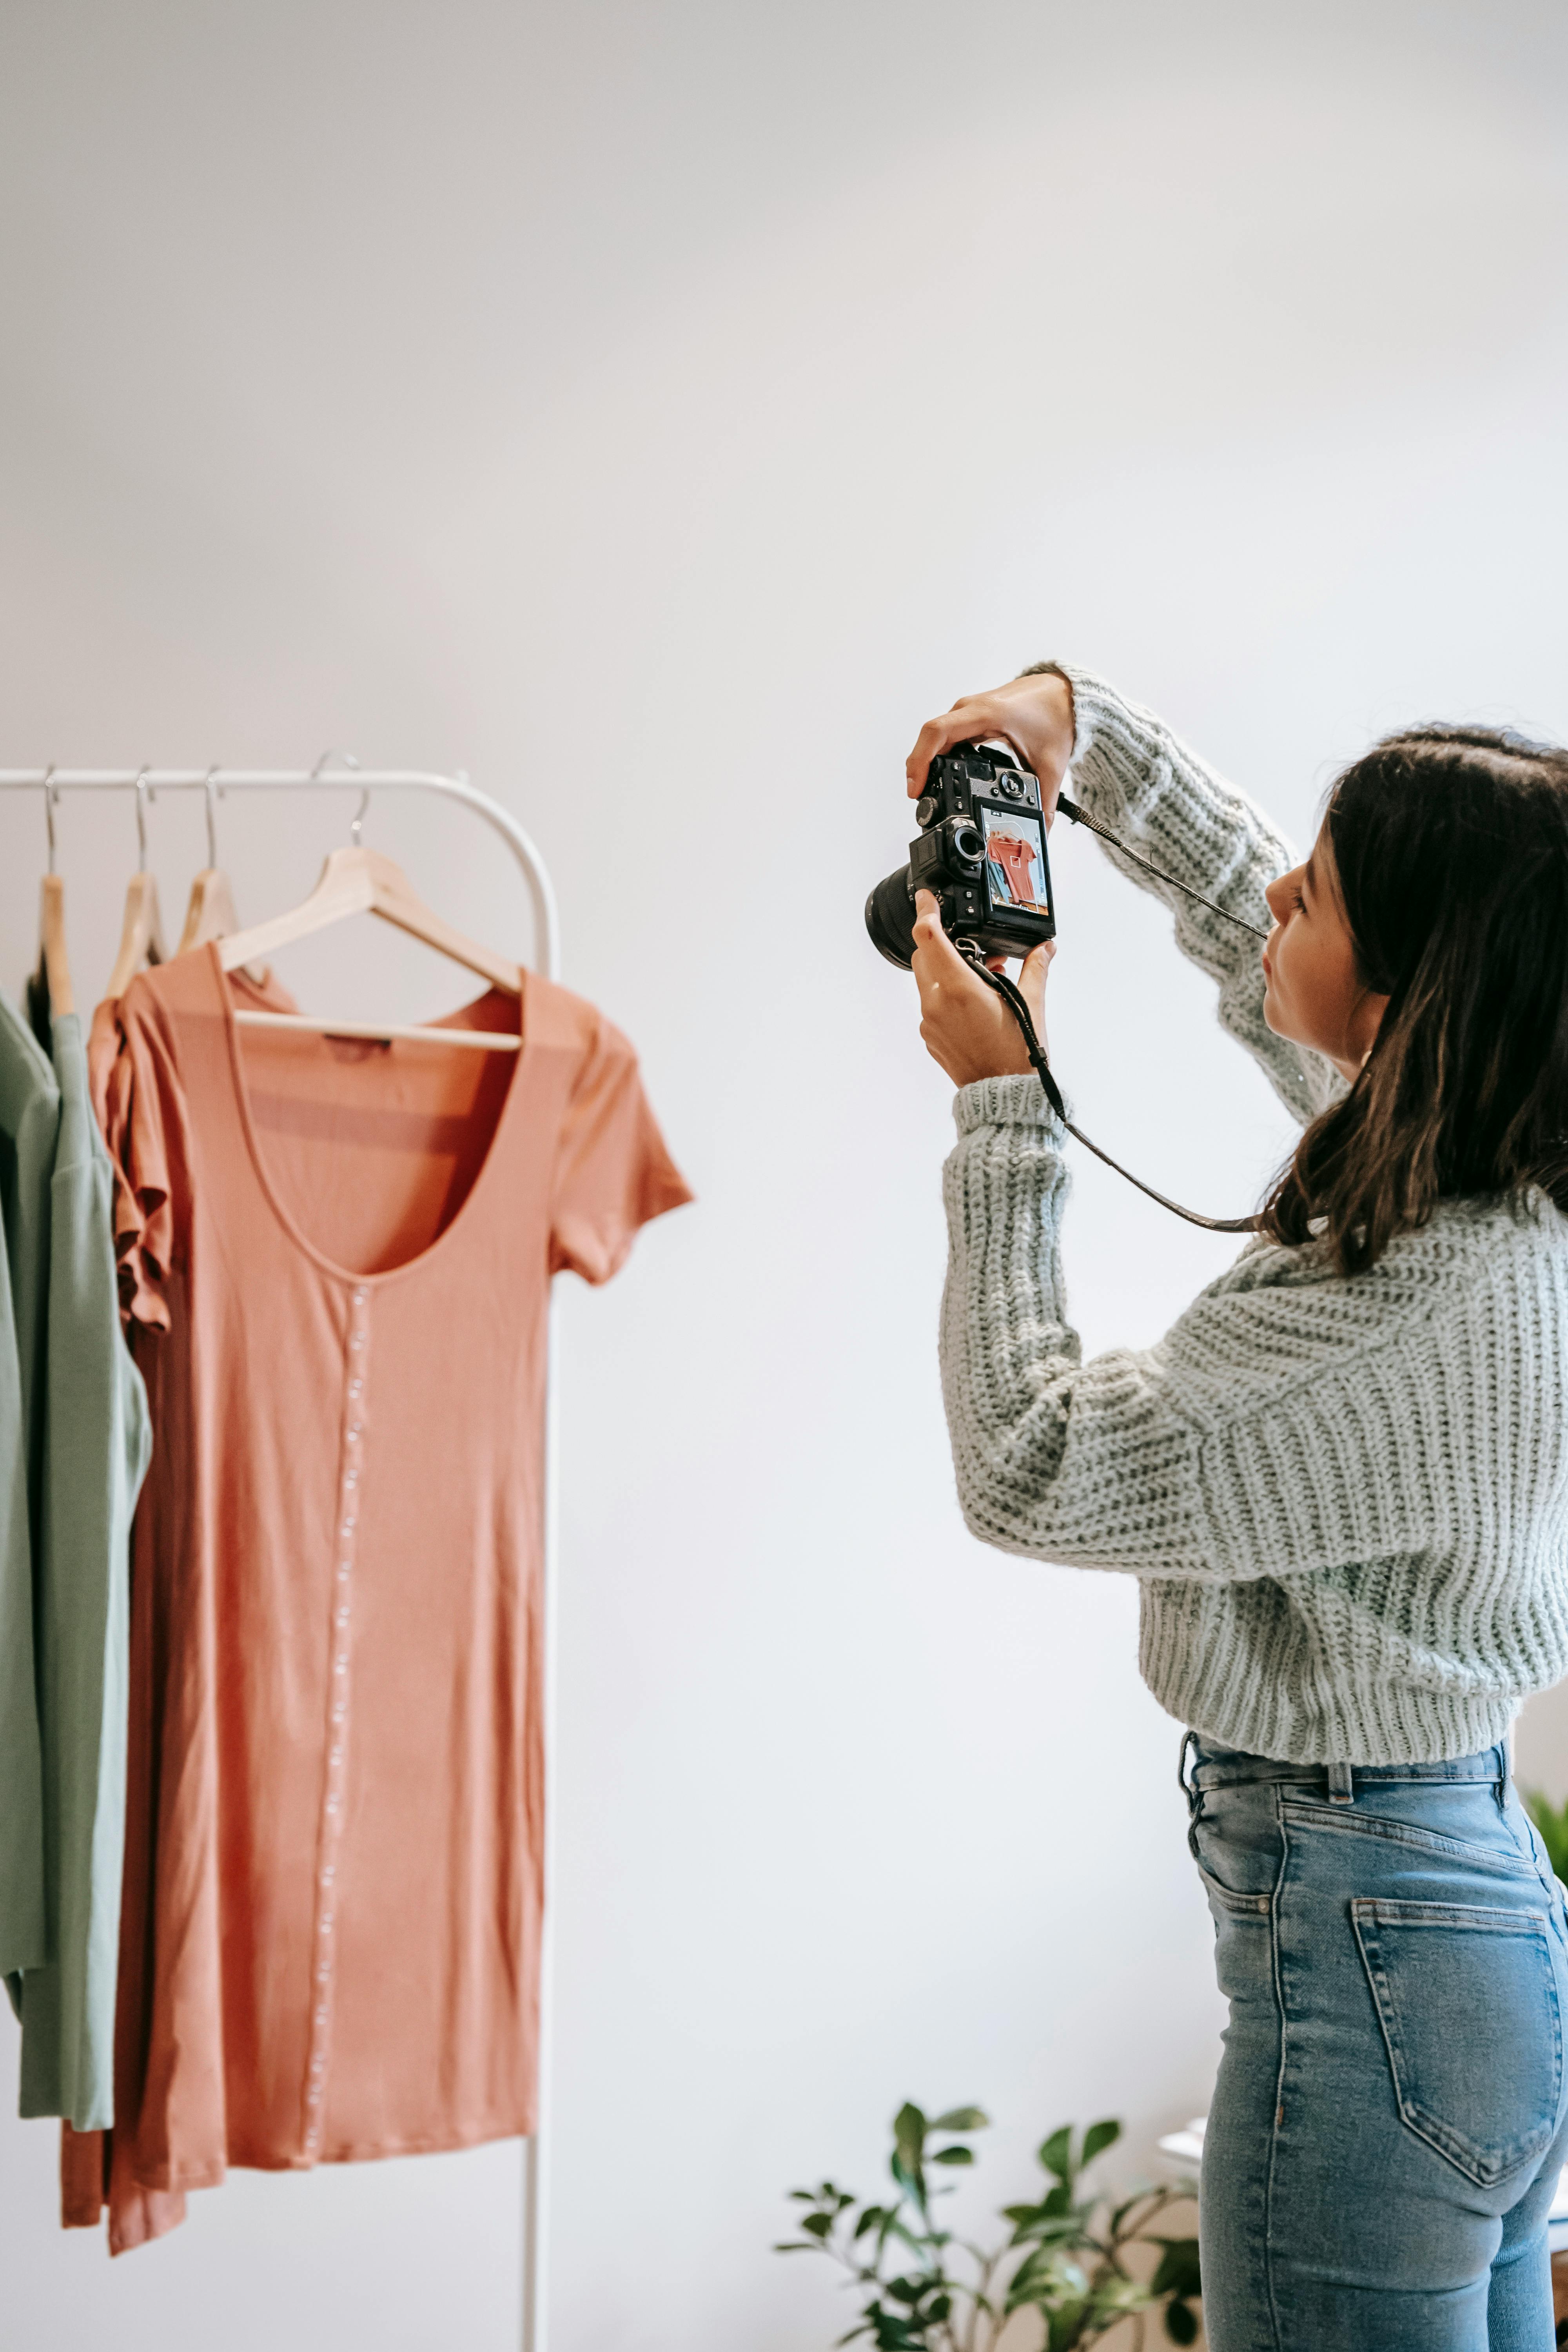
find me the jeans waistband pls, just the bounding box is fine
[1180,1732,1510,1809]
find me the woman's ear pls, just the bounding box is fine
[1345,986,1391,1071]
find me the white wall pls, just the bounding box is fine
[1,4,1566,2345]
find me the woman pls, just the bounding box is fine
[907,661,1568,2351]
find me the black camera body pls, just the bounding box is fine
[865,741,1056,969]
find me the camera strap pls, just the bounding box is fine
[1054,795,1273,943]
[952,797,1271,1234]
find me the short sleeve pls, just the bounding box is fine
[548,1014,692,1284]
[87,991,183,1332]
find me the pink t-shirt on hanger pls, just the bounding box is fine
[64,946,690,2253]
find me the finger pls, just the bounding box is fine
[910,890,972,980]
[911,899,994,1044]
[1017,938,1054,1022]
[905,696,1014,795]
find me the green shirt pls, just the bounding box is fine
[0,996,54,1988]
[3,995,151,2128]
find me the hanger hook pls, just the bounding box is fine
[202,767,222,869]
[41,765,58,875]
[309,748,365,846]
[132,768,154,873]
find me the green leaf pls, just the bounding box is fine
[932,2146,974,2166]
[1525,1788,1568,1881]
[1108,2193,1151,2237]
[801,2212,835,2239]
[1087,2276,1151,2319]
[1081,2118,1121,2168]
[1008,2212,1087,2252]
[771,2241,821,2253]
[930,2105,989,2132]
[853,2206,885,2241]
[893,2103,927,2155]
[1038,2125,1075,2184]
[1150,2237,1202,2300]
[1165,2296,1200,2345]
[868,2320,927,2352]
[1006,2246,1086,2312]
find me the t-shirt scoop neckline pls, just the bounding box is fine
[209,941,531,1291]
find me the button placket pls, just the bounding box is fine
[303,1281,373,2157]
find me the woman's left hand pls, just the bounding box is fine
[911,890,1055,1087]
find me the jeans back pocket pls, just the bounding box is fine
[1352,1898,1563,2187]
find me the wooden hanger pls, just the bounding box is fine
[39,879,73,1019]
[179,864,241,954]
[106,771,166,1001]
[217,788,521,1051]
[37,773,74,1018]
[178,774,269,984]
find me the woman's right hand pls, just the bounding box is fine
[905,666,1076,816]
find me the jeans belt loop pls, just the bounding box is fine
[1178,1729,1203,1822]
[1327,1759,1355,1806]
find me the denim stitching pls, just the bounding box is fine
[1350,1901,1563,2185]
[1278,1798,1543,1878]
[1196,1864,1271,1918]
[1263,1786,1289,2352]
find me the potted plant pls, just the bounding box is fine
[777,2102,1200,2351]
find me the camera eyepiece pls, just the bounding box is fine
[948,817,984,868]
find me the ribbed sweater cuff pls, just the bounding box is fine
[953,1073,1066,1141]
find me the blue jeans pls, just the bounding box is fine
[1185,1735,1568,2350]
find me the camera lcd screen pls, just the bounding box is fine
[981,806,1050,917]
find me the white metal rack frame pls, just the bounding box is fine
[0,764,560,2352]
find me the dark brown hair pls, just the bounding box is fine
[1260,721,1568,1274]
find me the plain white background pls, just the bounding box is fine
[1,4,1567,2346]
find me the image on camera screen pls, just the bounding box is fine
[981,806,1050,916]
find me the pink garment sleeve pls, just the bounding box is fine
[548,1015,692,1283]
[87,989,184,1331]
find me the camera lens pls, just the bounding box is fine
[865,867,918,968]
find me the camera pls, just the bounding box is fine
[865,741,1056,969]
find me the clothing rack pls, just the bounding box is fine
[0,763,560,2352]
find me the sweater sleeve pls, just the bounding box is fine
[939,1076,1466,1581]
[1049,664,1343,1127]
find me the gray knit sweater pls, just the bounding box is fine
[939,666,1568,1763]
